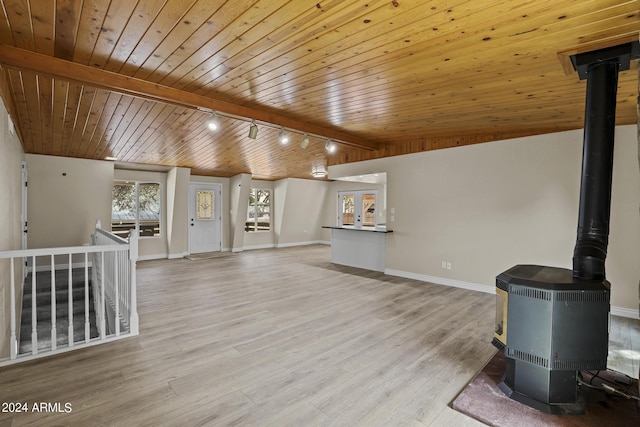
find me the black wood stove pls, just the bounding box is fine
[492,41,640,415]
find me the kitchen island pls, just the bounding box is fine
[322,225,392,272]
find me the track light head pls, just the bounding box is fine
[325,139,337,153]
[300,134,310,149]
[248,121,258,139]
[279,128,289,145]
[207,113,220,131]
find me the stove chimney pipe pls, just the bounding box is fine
[570,41,639,280]
[572,60,619,280]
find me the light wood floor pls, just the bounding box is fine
[0,245,637,426]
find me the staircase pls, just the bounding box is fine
[1,221,139,365]
[19,268,99,355]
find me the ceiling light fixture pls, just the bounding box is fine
[279,128,289,145]
[196,108,349,151]
[207,113,220,131]
[300,134,310,149]
[325,139,337,153]
[248,121,259,139]
[312,168,327,178]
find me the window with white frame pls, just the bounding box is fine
[246,189,270,232]
[111,181,161,238]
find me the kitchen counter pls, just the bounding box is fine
[322,225,392,272]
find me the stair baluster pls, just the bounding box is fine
[115,258,120,337]
[84,253,90,343]
[50,254,57,351]
[100,251,106,340]
[31,255,37,355]
[67,253,73,348]
[10,259,17,359]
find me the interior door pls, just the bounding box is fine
[189,183,222,254]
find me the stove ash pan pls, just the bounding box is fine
[493,264,610,414]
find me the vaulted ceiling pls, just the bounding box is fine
[0,1,638,180]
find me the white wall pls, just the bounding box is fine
[243,178,332,249]
[329,126,639,315]
[0,103,25,360]
[27,154,114,249]
[274,178,329,246]
[229,174,251,252]
[167,167,191,258]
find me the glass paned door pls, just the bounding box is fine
[338,191,377,227]
[362,193,376,226]
[341,194,355,226]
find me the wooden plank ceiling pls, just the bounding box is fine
[0,0,638,180]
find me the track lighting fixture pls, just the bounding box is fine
[279,128,289,145]
[207,113,220,131]
[325,139,337,153]
[300,134,310,149]
[248,121,259,139]
[198,109,345,151]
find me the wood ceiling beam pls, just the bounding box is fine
[0,45,378,151]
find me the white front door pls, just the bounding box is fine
[189,183,222,254]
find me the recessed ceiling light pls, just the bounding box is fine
[105,156,118,161]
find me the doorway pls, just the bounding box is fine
[188,183,222,254]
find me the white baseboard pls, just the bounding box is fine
[231,248,244,253]
[275,240,330,248]
[243,241,331,251]
[611,306,640,319]
[385,269,494,295]
[137,253,167,261]
[167,252,189,260]
[384,268,639,320]
[242,244,274,251]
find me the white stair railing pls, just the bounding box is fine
[91,220,139,337]
[0,221,138,366]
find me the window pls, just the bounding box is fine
[246,189,270,232]
[112,181,161,238]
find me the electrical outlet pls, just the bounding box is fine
[446,262,452,270]
[441,261,447,269]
